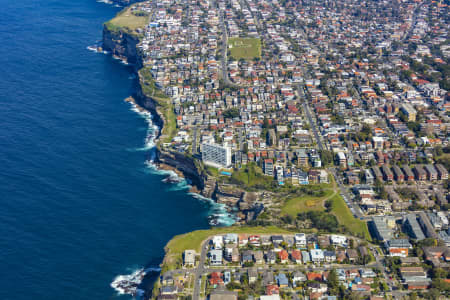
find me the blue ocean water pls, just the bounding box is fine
[0,0,231,299]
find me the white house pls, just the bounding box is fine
[183,250,196,267]
[212,236,224,249]
[310,249,325,263]
[330,235,347,247]
[223,234,238,244]
[294,233,307,248]
[209,249,223,266]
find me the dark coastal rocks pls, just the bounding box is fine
[102,16,263,224]
[102,25,141,65]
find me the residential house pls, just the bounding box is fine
[324,250,336,262]
[292,271,307,285]
[266,251,276,264]
[275,273,289,288]
[241,250,253,264]
[278,250,289,264]
[209,272,224,287]
[386,239,412,257]
[183,250,196,267]
[346,249,359,262]
[310,249,325,263]
[302,251,311,264]
[291,249,302,264]
[294,233,307,248]
[248,268,258,284]
[209,250,223,266]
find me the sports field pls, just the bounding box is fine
[228,37,261,60]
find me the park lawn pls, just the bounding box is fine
[279,174,371,240]
[281,188,335,216]
[228,37,261,60]
[329,194,371,240]
[163,226,293,270]
[105,6,149,33]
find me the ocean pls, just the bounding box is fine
[0,0,232,299]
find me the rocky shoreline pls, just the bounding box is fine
[102,20,265,226]
[101,9,269,300]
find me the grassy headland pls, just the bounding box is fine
[162,226,294,271]
[104,6,149,35]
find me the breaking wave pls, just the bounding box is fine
[86,41,110,55]
[189,193,237,227]
[111,267,161,298]
[97,0,122,7]
[127,96,237,226]
[128,101,159,152]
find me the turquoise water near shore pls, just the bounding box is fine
[0,0,232,299]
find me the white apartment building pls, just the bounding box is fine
[201,142,232,168]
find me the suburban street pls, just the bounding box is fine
[192,238,211,300]
[168,234,413,300]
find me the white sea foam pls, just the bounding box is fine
[167,179,191,192]
[111,266,161,298]
[144,162,189,190]
[96,0,116,6]
[86,43,110,55]
[111,54,130,65]
[189,193,237,226]
[111,268,145,296]
[86,45,99,53]
[128,100,237,226]
[128,101,159,152]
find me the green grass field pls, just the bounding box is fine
[329,194,370,240]
[228,38,261,60]
[105,6,149,33]
[280,176,370,240]
[281,188,335,216]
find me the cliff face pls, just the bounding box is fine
[157,151,206,190]
[102,25,141,66]
[102,18,263,220]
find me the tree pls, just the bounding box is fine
[431,278,450,292]
[223,108,240,119]
[325,200,332,212]
[327,269,339,292]
[426,288,442,300]
[263,117,270,129]
[320,150,334,166]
